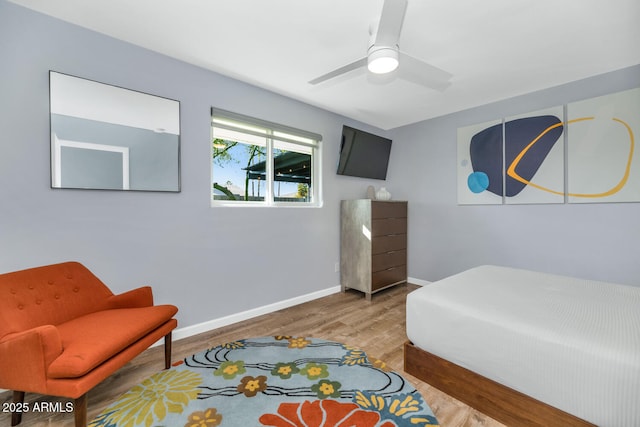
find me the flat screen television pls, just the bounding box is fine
[337,125,392,180]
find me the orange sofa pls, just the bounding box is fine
[0,261,178,427]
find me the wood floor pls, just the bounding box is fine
[0,283,505,427]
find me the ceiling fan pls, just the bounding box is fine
[308,0,452,91]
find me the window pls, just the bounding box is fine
[211,109,322,206]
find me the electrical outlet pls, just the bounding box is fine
[334,262,339,273]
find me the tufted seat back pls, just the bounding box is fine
[0,261,114,340]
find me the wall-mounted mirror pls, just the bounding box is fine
[50,71,180,191]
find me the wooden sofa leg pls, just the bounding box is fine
[11,391,25,426]
[164,331,172,369]
[74,394,87,427]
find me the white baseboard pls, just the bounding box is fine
[169,285,342,343]
[408,277,431,287]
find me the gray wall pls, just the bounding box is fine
[0,1,386,330]
[387,65,640,286]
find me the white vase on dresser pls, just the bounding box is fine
[375,187,391,200]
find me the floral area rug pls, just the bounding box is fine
[89,336,439,427]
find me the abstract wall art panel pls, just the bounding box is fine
[457,87,639,206]
[567,88,640,203]
[457,119,503,205]
[504,106,565,204]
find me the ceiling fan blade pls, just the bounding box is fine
[374,0,408,47]
[397,51,452,91]
[308,57,367,85]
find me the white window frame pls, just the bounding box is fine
[211,108,322,207]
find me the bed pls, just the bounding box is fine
[404,265,640,427]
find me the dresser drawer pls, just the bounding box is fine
[372,250,406,272]
[372,234,407,254]
[372,265,407,291]
[372,201,407,219]
[372,218,407,236]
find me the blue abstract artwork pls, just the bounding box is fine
[458,88,640,204]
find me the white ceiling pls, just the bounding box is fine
[10,0,640,130]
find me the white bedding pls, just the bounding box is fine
[406,265,640,427]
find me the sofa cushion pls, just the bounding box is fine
[48,305,178,379]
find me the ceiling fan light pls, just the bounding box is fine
[367,47,399,74]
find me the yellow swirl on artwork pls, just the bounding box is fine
[506,117,634,198]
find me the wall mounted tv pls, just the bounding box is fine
[337,125,392,180]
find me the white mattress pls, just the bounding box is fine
[406,265,640,427]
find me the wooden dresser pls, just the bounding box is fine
[340,199,407,300]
